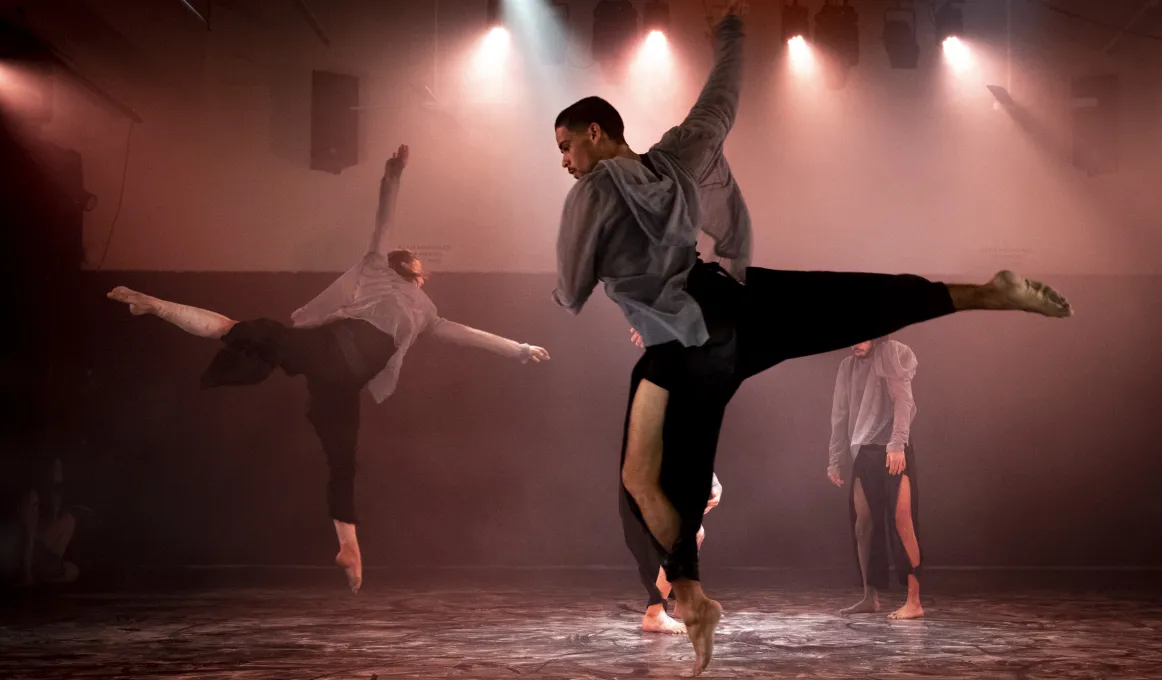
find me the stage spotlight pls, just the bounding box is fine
[787,35,816,74]
[642,29,668,57]
[814,0,859,68]
[935,1,964,43]
[781,0,810,43]
[632,29,671,77]
[643,0,670,35]
[882,7,919,69]
[593,0,639,67]
[478,25,511,63]
[942,36,973,72]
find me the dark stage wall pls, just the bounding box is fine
[67,273,1162,572]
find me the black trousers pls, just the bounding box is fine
[621,262,954,583]
[850,444,920,589]
[201,318,396,525]
[620,484,667,607]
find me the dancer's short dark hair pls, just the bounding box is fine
[387,249,422,282]
[554,96,626,144]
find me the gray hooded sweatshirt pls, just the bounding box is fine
[552,14,752,349]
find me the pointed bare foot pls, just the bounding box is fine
[335,544,362,593]
[991,271,1072,318]
[642,609,687,635]
[107,286,157,316]
[840,595,880,615]
[685,597,722,676]
[888,600,924,620]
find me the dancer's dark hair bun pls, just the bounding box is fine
[387,249,421,282]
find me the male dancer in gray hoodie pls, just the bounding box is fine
[551,1,1071,673]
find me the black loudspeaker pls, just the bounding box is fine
[310,70,359,174]
[592,0,639,64]
[1071,74,1119,177]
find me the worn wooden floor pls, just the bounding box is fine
[3,574,1161,679]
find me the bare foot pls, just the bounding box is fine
[642,609,687,635]
[991,271,1072,318]
[107,286,157,316]
[684,597,723,676]
[840,594,880,615]
[888,600,925,620]
[335,544,362,593]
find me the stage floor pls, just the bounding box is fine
[3,573,1161,679]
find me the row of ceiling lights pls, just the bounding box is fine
[483,1,964,75]
[783,0,965,70]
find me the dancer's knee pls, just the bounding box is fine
[621,466,659,501]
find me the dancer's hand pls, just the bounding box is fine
[704,484,722,512]
[724,0,749,19]
[827,465,843,487]
[522,345,550,363]
[886,450,907,476]
[704,0,747,45]
[385,144,409,177]
[707,0,748,26]
[629,328,644,348]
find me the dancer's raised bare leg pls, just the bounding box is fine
[948,271,1072,317]
[108,286,236,338]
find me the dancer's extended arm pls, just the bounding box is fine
[428,318,549,363]
[827,360,851,486]
[368,144,409,257]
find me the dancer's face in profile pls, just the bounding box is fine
[555,123,604,179]
[408,258,427,287]
[852,341,873,357]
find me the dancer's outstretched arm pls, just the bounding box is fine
[107,287,236,338]
[368,144,408,257]
[427,318,550,363]
[653,1,750,278]
[658,8,745,176]
[827,360,851,486]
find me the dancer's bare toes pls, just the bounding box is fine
[888,601,925,620]
[685,597,722,676]
[335,544,362,593]
[991,271,1072,318]
[642,610,687,635]
[107,286,157,316]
